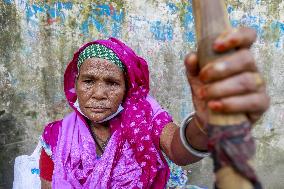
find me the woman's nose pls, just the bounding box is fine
[91,83,107,100]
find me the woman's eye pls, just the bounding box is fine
[83,80,93,84]
[107,81,119,86]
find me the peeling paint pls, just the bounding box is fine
[150,21,173,41]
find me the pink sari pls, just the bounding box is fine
[42,38,173,188]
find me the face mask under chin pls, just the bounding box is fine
[74,99,124,123]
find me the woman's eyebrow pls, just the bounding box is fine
[80,73,122,81]
[104,75,123,82]
[80,74,97,79]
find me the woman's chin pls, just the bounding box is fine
[85,112,111,123]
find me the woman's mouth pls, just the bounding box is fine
[86,107,110,113]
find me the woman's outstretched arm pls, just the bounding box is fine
[160,118,208,165]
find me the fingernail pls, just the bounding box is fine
[229,37,238,46]
[208,101,223,111]
[213,42,226,51]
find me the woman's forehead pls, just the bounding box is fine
[79,58,124,76]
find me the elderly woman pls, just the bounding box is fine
[39,28,269,189]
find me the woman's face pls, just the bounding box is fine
[76,58,126,123]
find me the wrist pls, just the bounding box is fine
[180,112,210,158]
[193,114,207,135]
[185,114,208,151]
[186,125,208,151]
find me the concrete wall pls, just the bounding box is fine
[0,0,283,188]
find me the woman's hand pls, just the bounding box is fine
[185,27,270,126]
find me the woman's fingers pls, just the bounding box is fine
[199,72,264,100]
[247,112,264,124]
[184,53,199,77]
[199,49,257,83]
[213,27,257,52]
[183,27,269,124]
[207,90,270,113]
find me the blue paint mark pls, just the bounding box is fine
[185,32,195,43]
[4,0,13,4]
[182,6,196,43]
[90,17,104,32]
[26,6,34,22]
[112,23,122,37]
[32,5,44,15]
[270,21,284,48]
[57,2,63,10]
[62,2,73,10]
[272,21,284,34]
[112,10,124,22]
[277,22,284,33]
[255,0,261,4]
[81,20,90,36]
[44,5,57,18]
[31,168,40,175]
[150,21,173,41]
[230,20,239,28]
[228,10,266,37]
[167,3,179,14]
[97,4,111,16]
[243,15,266,36]
[227,5,234,14]
[25,2,73,23]
[79,4,124,36]
[52,2,73,11]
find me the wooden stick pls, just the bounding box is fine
[191,0,253,188]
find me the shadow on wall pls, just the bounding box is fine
[0,113,26,189]
[0,1,26,189]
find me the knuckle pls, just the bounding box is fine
[251,98,260,109]
[205,85,215,98]
[240,49,254,63]
[255,93,270,111]
[239,49,256,70]
[238,27,248,35]
[238,73,254,91]
[220,99,231,112]
[242,27,257,40]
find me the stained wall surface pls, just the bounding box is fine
[0,0,283,188]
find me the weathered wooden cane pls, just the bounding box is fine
[191,1,262,189]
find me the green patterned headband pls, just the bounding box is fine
[77,44,125,71]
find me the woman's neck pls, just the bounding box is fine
[91,122,111,141]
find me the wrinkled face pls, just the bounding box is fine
[76,58,126,123]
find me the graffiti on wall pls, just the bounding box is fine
[3,0,284,47]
